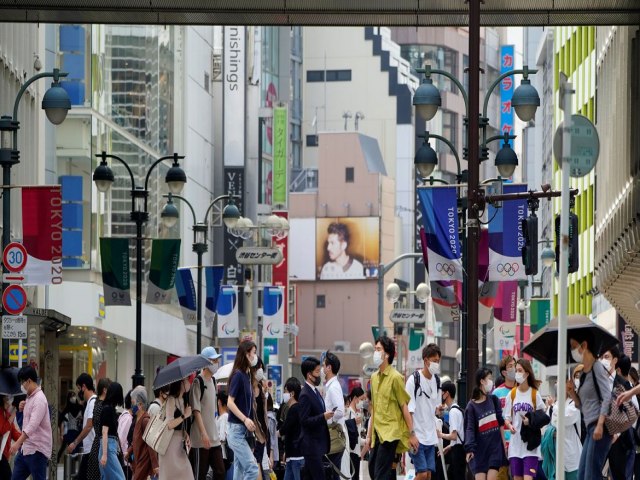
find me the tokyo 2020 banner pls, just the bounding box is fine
[418,186,463,282]
[216,286,239,339]
[488,184,528,281]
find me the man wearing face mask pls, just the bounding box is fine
[404,343,442,480]
[363,336,415,480]
[491,355,516,480]
[322,351,347,478]
[298,357,333,480]
[189,346,226,480]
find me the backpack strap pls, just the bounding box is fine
[532,388,537,410]
[413,371,421,400]
[196,374,207,402]
[436,374,441,392]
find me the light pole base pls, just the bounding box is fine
[132,372,145,388]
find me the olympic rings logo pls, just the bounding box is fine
[496,262,520,277]
[436,262,456,276]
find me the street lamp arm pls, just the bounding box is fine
[204,194,236,224]
[144,153,185,191]
[416,66,469,114]
[98,152,136,191]
[482,68,537,119]
[12,69,68,121]
[485,133,516,145]
[428,132,461,176]
[163,194,197,225]
[382,252,423,276]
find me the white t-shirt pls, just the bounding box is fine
[406,371,440,446]
[448,403,464,446]
[319,259,364,279]
[324,376,345,426]
[504,387,545,459]
[551,399,582,472]
[82,395,97,454]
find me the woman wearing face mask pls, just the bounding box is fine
[117,390,134,479]
[157,377,194,480]
[226,340,260,479]
[503,359,547,480]
[566,330,612,480]
[88,377,112,480]
[251,356,270,476]
[279,377,304,480]
[129,386,159,480]
[345,387,366,480]
[0,394,20,478]
[464,368,507,480]
[57,390,83,462]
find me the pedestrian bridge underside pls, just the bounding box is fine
[0,0,639,26]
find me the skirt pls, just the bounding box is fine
[158,430,194,480]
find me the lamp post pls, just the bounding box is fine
[229,213,290,357]
[93,151,187,387]
[413,64,539,403]
[160,194,240,353]
[0,68,71,368]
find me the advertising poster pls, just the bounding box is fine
[315,217,379,280]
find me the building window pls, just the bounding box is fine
[401,45,458,94]
[204,71,209,92]
[437,110,458,155]
[316,295,326,308]
[345,167,354,183]
[306,134,319,147]
[306,69,352,82]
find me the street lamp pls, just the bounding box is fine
[0,68,71,368]
[93,151,186,387]
[413,63,540,404]
[228,214,289,356]
[160,193,240,352]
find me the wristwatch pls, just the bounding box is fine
[180,414,185,420]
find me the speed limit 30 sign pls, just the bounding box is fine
[3,242,27,273]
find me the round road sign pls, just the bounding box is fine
[553,114,600,178]
[3,242,27,273]
[2,284,27,315]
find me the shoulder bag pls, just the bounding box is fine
[142,402,173,455]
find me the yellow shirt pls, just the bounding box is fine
[371,365,410,453]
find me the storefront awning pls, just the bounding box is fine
[24,307,71,333]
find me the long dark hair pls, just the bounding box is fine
[471,367,493,401]
[516,359,540,389]
[97,378,111,399]
[103,382,124,407]
[229,340,257,387]
[348,386,365,403]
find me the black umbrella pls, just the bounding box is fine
[523,313,619,366]
[152,355,211,390]
[0,367,21,396]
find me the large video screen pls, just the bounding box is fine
[315,217,380,280]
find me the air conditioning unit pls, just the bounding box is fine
[333,341,351,352]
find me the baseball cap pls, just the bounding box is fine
[201,346,222,360]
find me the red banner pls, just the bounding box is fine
[22,186,63,285]
[272,211,291,352]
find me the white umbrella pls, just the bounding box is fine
[214,362,234,381]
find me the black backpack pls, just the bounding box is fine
[413,370,441,400]
[441,404,464,448]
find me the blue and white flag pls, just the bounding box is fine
[204,266,224,328]
[418,186,463,282]
[217,286,239,339]
[263,286,285,339]
[488,184,528,281]
[175,268,197,325]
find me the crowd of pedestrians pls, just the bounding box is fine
[1,331,640,480]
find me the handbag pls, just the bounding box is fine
[604,383,639,435]
[327,422,346,455]
[142,403,173,455]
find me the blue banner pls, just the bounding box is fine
[175,268,197,325]
[418,186,463,281]
[500,45,515,147]
[204,265,225,328]
[217,286,239,339]
[263,286,285,339]
[489,184,528,281]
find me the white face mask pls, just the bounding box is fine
[428,362,441,376]
[249,354,258,367]
[483,379,494,393]
[600,359,611,372]
[506,368,516,381]
[515,372,526,384]
[283,393,291,403]
[208,363,219,374]
[372,351,383,368]
[255,368,265,382]
[574,378,580,390]
[21,385,28,395]
[571,347,583,363]
[356,400,365,409]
